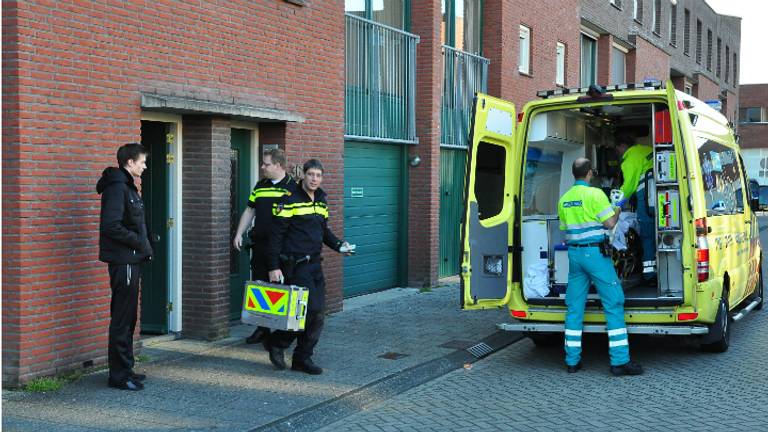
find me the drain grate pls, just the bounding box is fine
[378,352,409,360]
[466,342,493,358]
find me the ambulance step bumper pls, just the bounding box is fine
[497,322,709,335]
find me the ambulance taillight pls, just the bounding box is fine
[695,218,710,282]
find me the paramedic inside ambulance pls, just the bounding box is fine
[615,133,656,285]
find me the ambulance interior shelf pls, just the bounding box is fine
[520,102,682,302]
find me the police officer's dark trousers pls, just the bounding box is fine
[107,263,140,382]
[269,260,325,362]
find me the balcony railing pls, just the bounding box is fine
[345,14,419,144]
[440,45,489,148]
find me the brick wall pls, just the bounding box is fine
[484,0,581,108]
[408,0,442,287]
[3,0,344,386]
[738,84,768,150]
[627,35,670,83]
[693,73,720,103]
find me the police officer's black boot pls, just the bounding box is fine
[263,341,286,370]
[291,357,323,375]
[246,327,270,344]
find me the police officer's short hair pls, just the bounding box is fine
[303,158,324,174]
[117,143,148,168]
[572,158,592,179]
[265,148,286,168]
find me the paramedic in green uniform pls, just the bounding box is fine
[616,135,656,283]
[558,158,643,376]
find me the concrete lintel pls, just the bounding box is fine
[140,93,305,123]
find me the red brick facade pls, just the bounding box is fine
[627,35,670,84]
[484,0,581,109]
[3,1,344,386]
[738,84,768,150]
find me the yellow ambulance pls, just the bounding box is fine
[461,81,763,352]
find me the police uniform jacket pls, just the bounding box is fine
[247,175,298,244]
[268,182,342,270]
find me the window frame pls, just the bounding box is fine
[610,44,627,85]
[555,41,566,86]
[706,29,713,71]
[519,24,531,75]
[633,0,643,23]
[669,3,677,46]
[695,19,702,64]
[652,0,661,35]
[580,33,598,87]
[683,8,690,55]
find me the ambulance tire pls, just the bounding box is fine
[700,295,731,353]
[528,332,563,348]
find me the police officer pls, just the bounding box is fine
[558,158,643,376]
[616,134,656,283]
[264,159,350,375]
[233,148,297,345]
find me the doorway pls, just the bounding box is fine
[229,128,254,320]
[140,121,171,334]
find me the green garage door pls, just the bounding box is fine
[343,141,406,296]
[439,148,467,277]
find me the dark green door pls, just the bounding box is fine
[439,148,467,277]
[229,129,252,320]
[140,121,170,334]
[343,141,405,296]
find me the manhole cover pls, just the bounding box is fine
[378,352,409,360]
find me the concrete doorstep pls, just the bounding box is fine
[2,282,515,432]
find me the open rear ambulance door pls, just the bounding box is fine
[460,93,520,309]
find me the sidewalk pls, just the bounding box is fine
[3,281,514,432]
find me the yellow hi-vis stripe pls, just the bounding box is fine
[273,202,329,218]
[249,188,290,202]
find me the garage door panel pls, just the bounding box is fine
[344,141,404,296]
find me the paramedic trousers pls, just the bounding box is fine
[564,246,630,367]
[107,263,140,382]
[268,261,325,362]
[636,182,657,280]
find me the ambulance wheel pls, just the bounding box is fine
[528,332,563,347]
[700,296,731,353]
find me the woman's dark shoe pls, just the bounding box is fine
[108,378,144,391]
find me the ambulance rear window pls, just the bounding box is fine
[474,141,506,220]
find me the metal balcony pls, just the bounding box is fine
[440,45,489,148]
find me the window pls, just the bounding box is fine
[653,0,661,34]
[611,46,626,85]
[684,85,692,95]
[611,0,622,9]
[519,25,531,74]
[634,0,643,22]
[698,139,745,215]
[441,0,483,55]
[556,42,566,86]
[346,0,406,29]
[739,107,764,123]
[683,9,690,54]
[725,45,730,83]
[695,20,702,64]
[580,34,597,87]
[733,52,738,85]
[475,142,506,220]
[669,4,677,46]
[716,38,721,77]
[706,29,712,71]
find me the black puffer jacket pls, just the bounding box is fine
[96,167,152,264]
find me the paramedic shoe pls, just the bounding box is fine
[566,362,583,373]
[108,378,144,391]
[291,358,323,375]
[265,344,287,370]
[246,327,270,344]
[610,361,644,376]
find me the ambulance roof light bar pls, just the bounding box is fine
[536,80,665,99]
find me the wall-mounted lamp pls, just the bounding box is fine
[409,155,421,167]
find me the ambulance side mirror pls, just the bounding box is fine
[748,179,760,212]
